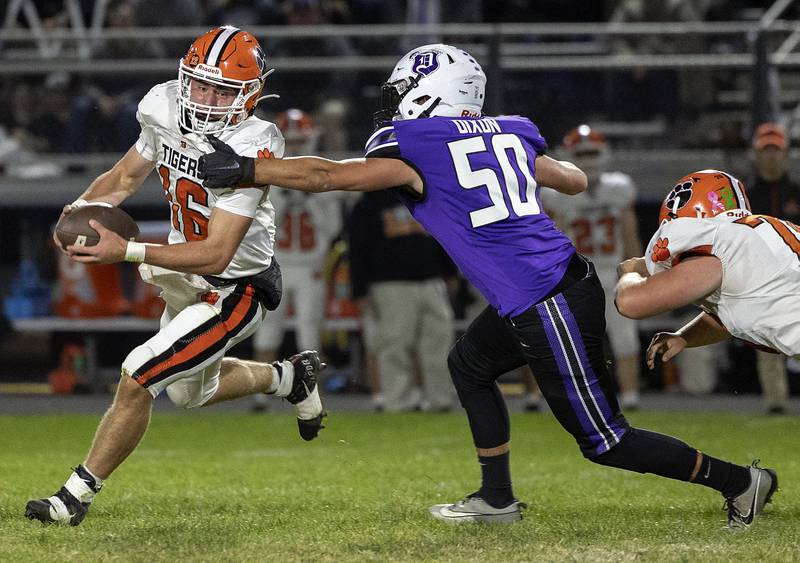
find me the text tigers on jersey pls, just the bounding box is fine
[163,143,198,177]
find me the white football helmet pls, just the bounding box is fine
[561,124,610,185]
[374,44,486,125]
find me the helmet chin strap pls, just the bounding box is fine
[417,97,442,119]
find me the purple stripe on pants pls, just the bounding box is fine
[535,300,603,450]
[553,293,627,451]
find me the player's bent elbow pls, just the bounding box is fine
[565,171,588,195]
[614,293,648,320]
[205,258,233,276]
[201,250,235,275]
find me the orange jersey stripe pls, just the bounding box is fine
[137,286,255,385]
[672,244,713,266]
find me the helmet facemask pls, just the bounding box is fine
[374,74,434,127]
[177,26,276,136]
[374,44,485,128]
[178,62,267,135]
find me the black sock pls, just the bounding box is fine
[592,428,752,497]
[593,427,698,481]
[693,454,751,498]
[478,451,514,508]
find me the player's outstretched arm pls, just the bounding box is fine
[534,155,587,195]
[198,136,422,194]
[615,255,723,319]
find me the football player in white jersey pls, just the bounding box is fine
[26,27,325,527]
[615,169,800,369]
[542,125,643,409]
[252,110,342,363]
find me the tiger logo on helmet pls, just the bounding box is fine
[178,26,276,135]
[658,170,751,225]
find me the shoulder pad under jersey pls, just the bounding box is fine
[136,80,179,131]
[597,171,636,207]
[220,116,285,159]
[644,217,718,274]
[364,124,398,157]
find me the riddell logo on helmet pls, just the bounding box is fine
[196,64,222,76]
[460,109,480,117]
[723,209,750,218]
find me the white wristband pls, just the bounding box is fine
[71,199,113,209]
[124,241,146,263]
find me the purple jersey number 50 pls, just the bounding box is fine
[447,133,540,228]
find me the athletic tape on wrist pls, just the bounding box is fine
[124,241,146,263]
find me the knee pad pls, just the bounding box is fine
[166,381,199,409]
[447,341,472,392]
[447,339,495,395]
[164,368,219,410]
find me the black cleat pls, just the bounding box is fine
[25,487,88,526]
[286,350,327,441]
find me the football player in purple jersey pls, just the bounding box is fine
[199,44,775,529]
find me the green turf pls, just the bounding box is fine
[1,409,798,562]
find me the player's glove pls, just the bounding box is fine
[198,135,255,188]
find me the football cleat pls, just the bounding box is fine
[25,487,88,526]
[723,460,778,530]
[429,493,527,524]
[285,350,327,441]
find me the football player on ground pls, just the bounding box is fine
[198,44,776,529]
[542,125,643,409]
[25,27,325,527]
[615,169,800,371]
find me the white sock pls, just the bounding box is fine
[267,361,294,397]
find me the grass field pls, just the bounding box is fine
[1,409,798,562]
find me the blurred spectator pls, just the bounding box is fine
[348,190,457,412]
[264,0,358,150]
[0,81,48,153]
[251,109,343,412]
[136,0,205,57]
[746,122,798,414]
[64,0,161,152]
[206,0,283,26]
[608,0,710,127]
[748,123,800,223]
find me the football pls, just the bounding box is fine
[55,204,139,250]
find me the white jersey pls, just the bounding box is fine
[644,211,800,358]
[542,172,636,274]
[134,80,285,278]
[270,188,342,268]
